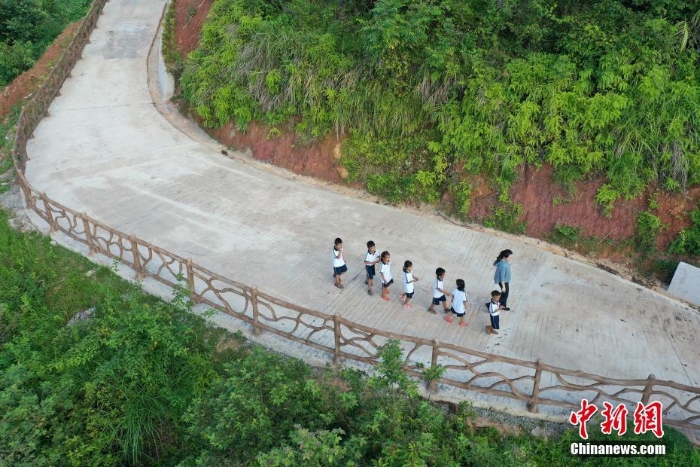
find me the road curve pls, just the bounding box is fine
[24,0,700,413]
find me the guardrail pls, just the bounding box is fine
[10,0,700,437]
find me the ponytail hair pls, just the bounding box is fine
[496,249,513,262]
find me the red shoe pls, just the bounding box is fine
[444,315,453,323]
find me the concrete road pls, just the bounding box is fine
[24,0,700,408]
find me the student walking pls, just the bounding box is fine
[493,249,513,310]
[379,251,393,301]
[400,260,419,309]
[332,237,347,289]
[445,279,468,327]
[427,268,450,314]
[486,290,503,335]
[364,240,380,295]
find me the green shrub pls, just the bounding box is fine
[161,0,183,76]
[0,41,35,86]
[668,201,700,256]
[551,223,582,244]
[484,201,527,235]
[254,427,357,467]
[635,210,665,254]
[181,346,341,466]
[595,184,620,217]
[452,181,472,218]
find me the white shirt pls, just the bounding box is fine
[365,250,379,265]
[433,278,444,298]
[488,301,500,317]
[451,288,468,313]
[403,271,414,293]
[332,248,345,267]
[380,261,392,283]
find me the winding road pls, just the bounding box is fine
[23,0,700,421]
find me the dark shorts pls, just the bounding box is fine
[490,314,500,329]
[333,265,347,276]
[365,264,376,279]
[405,291,414,299]
[432,295,446,305]
[449,307,465,318]
[383,278,394,287]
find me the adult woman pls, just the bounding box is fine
[493,249,513,311]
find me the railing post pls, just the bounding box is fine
[186,259,196,304]
[251,286,261,335]
[40,193,56,233]
[528,359,543,413]
[19,177,32,207]
[429,339,440,392]
[81,212,94,254]
[130,235,143,279]
[334,313,342,365]
[641,374,656,405]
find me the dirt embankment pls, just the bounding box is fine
[469,164,700,253]
[171,0,210,56]
[172,1,700,256]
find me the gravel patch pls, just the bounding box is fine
[0,175,35,232]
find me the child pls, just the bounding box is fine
[379,251,393,301]
[332,238,347,289]
[364,240,380,295]
[427,268,450,314]
[486,290,503,335]
[445,279,468,327]
[400,260,419,309]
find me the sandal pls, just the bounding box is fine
[381,295,390,301]
[459,321,468,327]
[444,315,453,323]
[368,289,374,295]
[334,283,343,289]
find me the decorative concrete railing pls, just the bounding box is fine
[10,0,700,437]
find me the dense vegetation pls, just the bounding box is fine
[181,0,700,216]
[0,190,696,465]
[0,0,91,86]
